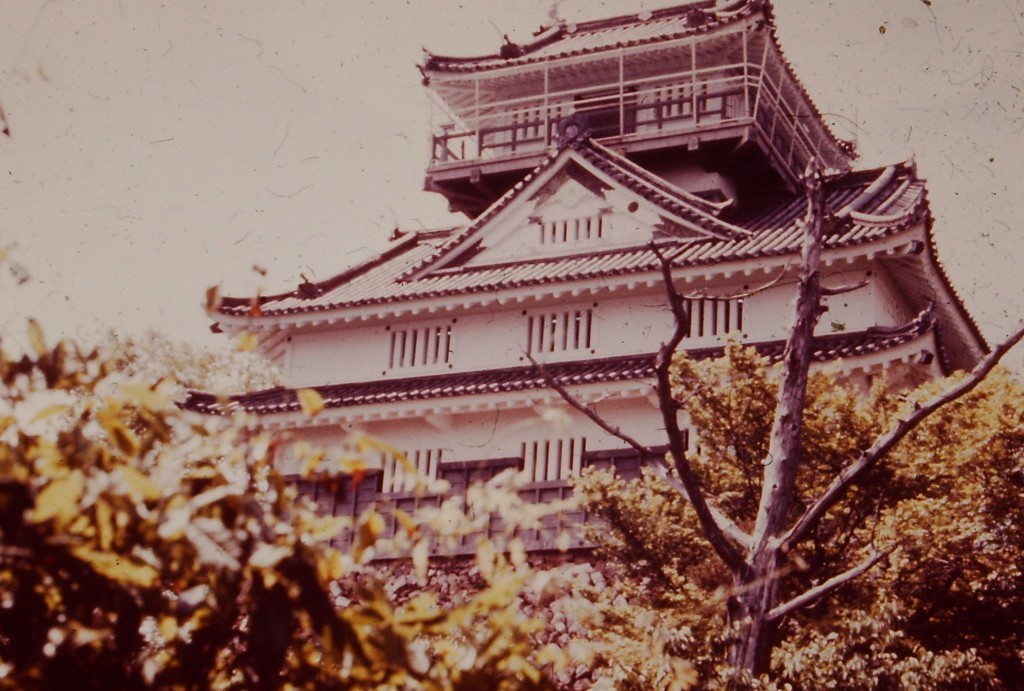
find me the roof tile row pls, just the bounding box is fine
[185,312,935,416]
[217,141,926,319]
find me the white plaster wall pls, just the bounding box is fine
[276,392,671,477]
[463,176,684,266]
[282,266,912,389]
[742,269,909,343]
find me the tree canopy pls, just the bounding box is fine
[573,343,1024,688]
[0,325,563,689]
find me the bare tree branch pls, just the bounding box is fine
[527,351,754,552]
[525,353,655,459]
[784,320,1024,550]
[766,548,893,622]
[652,242,746,571]
[682,262,791,301]
[821,279,869,297]
[649,464,753,550]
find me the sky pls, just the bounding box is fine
[2,0,1023,364]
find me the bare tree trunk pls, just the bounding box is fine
[728,171,825,681]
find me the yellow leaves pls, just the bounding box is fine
[353,510,384,561]
[299,446,326,479]
[249,543,292,569]
[354,434,403,459]
[97,403,140,457]
[117,382,170,412]
[117,465,163,502]
[28,319,46,356]
[158,616,178,642]
[30,403,70,424]
[296,388,324,417]
[476,539,497,582]
[665,658,699,691]
[412,539,429,580]
[393,509,419,538]
[71,547,159,588]
[30,470,84,524]
[204,284,222,314]
[338,456,368,475]
[235,330,258,353]
[95,498,115,551]
[317,549,348,581]
[302,515,347,543]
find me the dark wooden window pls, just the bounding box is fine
[387,323,453,369]
[574,88,638,138]
[683,298,744,338]
[526,309,594,355]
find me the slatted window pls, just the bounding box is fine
[380,448,443,494]
[526,308,594,355]
[522,437,586,483]
[539,216,604,245]
[683,298,744,338]
[387,323,453,369]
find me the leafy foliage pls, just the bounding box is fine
[0,325,557,689]
[103,329,281,396]
[575,344,1024,688]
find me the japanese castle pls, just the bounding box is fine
[185,0,985,550]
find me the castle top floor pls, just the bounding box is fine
[421,0,853,216]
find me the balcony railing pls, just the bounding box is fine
[428,47,845,180]
[431,77,749,164]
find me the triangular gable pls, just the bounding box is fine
[402,140,750,279]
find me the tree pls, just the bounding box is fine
[538,171,1024,686]
[102,328,282,396]
[0,323,560,689]
[572,344,1024,687]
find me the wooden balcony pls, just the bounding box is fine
[424,35,850,215]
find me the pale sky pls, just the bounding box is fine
[2,0,1023,365]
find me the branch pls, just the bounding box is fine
[525,353,655,459]
[649,464,753,550]
[821,279,869,297]
[528,348,753,553]
[785,320,1024,550]
[652,242,747,571]
[682,262,791,301]
[751,171,825,552]
[767,548,892,621]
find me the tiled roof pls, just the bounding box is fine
[423,1,764,73]
[183,313,935,416]
[216,142,927,319]
[398,139,749,282]
[421,1,855,161]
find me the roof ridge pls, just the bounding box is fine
[218,233,423,315]
[582,138,732,215]
[422,0,765,70]
[396,145,569,282]
[575,139,751,240]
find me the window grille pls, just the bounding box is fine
[380,448,442,494]
[539,216,604,245]
[683,298,744,338]
[526,308,594,354]
[387,323,453,369]
[521,437,586,483]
